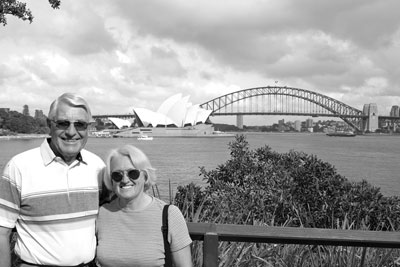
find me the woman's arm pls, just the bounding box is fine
[172,245,192,267]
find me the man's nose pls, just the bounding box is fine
[65,123,78,135]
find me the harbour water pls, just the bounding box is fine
[1,133,399,201]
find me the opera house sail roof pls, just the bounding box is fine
[108,94,213,130]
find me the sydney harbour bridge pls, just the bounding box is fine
[93,86,400,133]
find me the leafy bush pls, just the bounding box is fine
[176,134,400,230]
[175,134,400,266]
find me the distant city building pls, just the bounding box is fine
[294,120,301,132]
[306,118,313,128]
[363,103,378,132]
[34,109,45,119]
[0,108,10,113]
[390,105,399,117]
[22,105,30,117]
[306,118,313,132]
[278,119,285,132]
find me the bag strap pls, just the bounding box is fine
[162,204,172,267]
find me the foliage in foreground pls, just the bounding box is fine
[0,0,60,26]
[174,134,400,266]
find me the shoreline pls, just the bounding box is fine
[0,134,49,140]
[1,131,399,140]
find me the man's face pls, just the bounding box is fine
[49,103,90,165]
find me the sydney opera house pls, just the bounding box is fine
[111,94,216,137]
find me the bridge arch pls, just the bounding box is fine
[200,86,366,132]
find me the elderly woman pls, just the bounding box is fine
[96,145,192,267]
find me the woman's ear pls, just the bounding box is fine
[142,170,148,181]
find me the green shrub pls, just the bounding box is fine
[175,134,400,266]
[176,134,400,230]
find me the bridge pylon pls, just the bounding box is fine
[362,103,378,132]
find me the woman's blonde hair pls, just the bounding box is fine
[103,144,156,192]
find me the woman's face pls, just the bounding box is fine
[110,155,146,202]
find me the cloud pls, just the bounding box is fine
[1,0,400,123]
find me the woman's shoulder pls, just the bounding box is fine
[151,197,167,210]
[151,198,180,213]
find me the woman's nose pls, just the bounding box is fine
[121,173,131,182]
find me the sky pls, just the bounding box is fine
[1,0,400,126]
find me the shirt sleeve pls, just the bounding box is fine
[168,205,192,252]
[0,159,21,228]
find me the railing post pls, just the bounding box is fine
[203,223,218,267]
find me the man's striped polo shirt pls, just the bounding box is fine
[0,138,105,266]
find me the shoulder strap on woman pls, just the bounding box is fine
[162,204,172,267]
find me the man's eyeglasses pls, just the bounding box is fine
[111,169,141,183]
[51,120,90,131]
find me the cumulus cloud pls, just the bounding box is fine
[1,0,399,124]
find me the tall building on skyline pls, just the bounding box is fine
[390,105,399,117]
[22,105,30,117]
[34,109,45,120]
[294,120,301,132]
[305,118,313,132]
[306,118,313,128]
[278,119,285,132]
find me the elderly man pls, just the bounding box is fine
[0,93,105,267]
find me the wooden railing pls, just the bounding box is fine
[187,222,400,267]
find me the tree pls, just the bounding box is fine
[0,0,60,26]
[1,110,49,134]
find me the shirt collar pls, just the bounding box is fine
[40,138,85,166]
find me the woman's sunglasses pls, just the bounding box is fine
[111,169,141,182]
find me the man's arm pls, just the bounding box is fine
[0,226,12,267]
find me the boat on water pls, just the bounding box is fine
[212,130,235,137]
[326,130,356,137]
[89,130,112,138]
[137,134,154,141]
